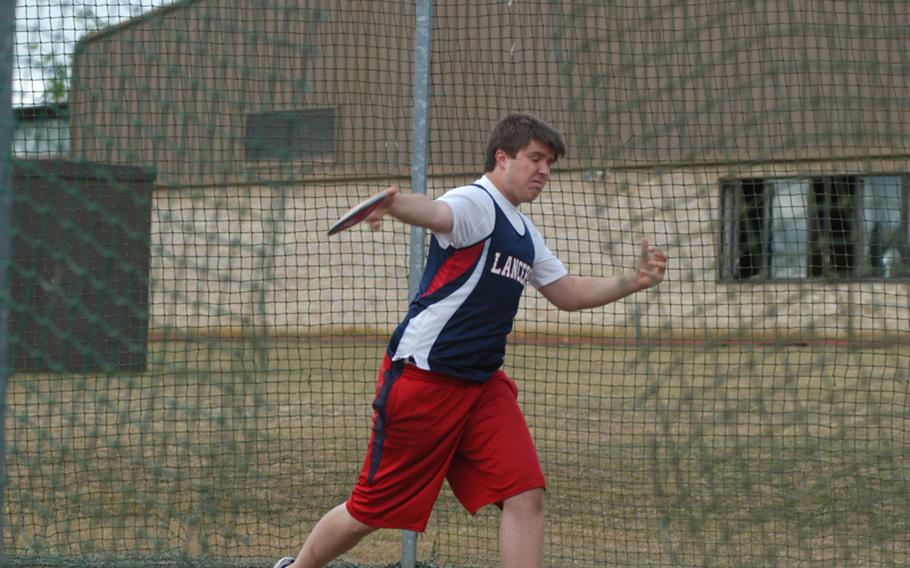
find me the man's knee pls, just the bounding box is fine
[503,488,545,516]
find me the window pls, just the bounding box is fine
[720,175,909,280]
[13,104,70,158]
[245,108,335,161]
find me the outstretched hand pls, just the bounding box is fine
[365,186,400,231]
[635,238,668,289]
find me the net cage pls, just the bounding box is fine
[3,1,909,566]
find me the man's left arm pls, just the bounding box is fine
[539,239,668,312]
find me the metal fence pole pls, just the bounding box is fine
[406,0,433,300]
[403,0,433,566]
[0,0,17,561]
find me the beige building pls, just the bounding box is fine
[69,0,910,341]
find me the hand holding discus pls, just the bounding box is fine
[327,187,398,236]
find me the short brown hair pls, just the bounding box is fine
[483,113,566,172]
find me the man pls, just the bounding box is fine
[274,113,668,568]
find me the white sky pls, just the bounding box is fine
[14,0,172,106]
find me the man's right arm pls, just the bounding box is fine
[366,186,454,234]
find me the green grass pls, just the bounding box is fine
[4,338,909,567]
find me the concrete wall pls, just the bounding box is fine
[148,163,910,341]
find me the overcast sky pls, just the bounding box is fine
[14,0,171,106]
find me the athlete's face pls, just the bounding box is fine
[493,139,557,206]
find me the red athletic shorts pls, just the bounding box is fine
[346,356,546,532]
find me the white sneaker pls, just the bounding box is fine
[272,556,295,568]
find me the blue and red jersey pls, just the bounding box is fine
[387,180,566,382]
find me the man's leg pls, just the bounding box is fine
[500,488,545,568]
[287,503,376,568]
